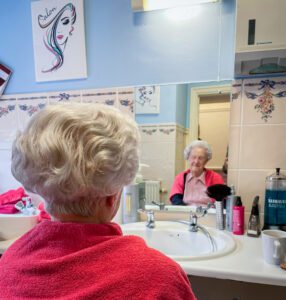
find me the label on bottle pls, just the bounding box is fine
[247,229,257,235]
[233,206,244,235]
[264,189,286,226]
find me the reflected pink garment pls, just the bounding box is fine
[170,168,224,205]
[183,171,210,205]
[0,187,27,214]
[0,221,197,300]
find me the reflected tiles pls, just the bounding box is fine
[243,77,286,124]
[81,88,117,107]
[239,124,286,170]
[118,87,134,118]
[237,169,274,214]
[48,90,81,104]
[230,80,242,125]
[228,125,240,169]
[158,124,176,142]
[139,125,158,143]
[0,95,17,142]
[17,93,48,131]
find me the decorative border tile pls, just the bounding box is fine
[82,88,117,106]
[0,96,18,142]
[17,93,48,131]
[244,78,286,122]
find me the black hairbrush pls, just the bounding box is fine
[206,184,231,202]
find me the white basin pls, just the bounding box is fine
[121,221,236,261]
[0,212,39,241]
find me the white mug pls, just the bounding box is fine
[262,230,286,265]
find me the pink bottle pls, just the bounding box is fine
[232,196,245,235]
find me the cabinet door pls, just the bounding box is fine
[236,0,286,52]
[188,275,285,300]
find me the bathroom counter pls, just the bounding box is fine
[1,224,285,288]
[179,233,286,287]
[139,207,286,287]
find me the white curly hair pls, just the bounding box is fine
[11,103,140,217]
[183,140,212,161]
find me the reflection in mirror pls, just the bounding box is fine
[135,82,231,207]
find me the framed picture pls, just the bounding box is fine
[0,63,12,98]
[135,85,160,114]
[31,0,87,82]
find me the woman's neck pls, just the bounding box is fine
[52,214,108,224]
[191,169,205,178]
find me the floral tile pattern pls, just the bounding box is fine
[231,80,242,102]
[48,91,81,104]
[117,87,134,118]
[0,87,138,142]
[0,96,18,142]
[82,88,117,106]
[244,78,286,122]
[17,94,48,131]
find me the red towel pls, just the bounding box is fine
[0,187,27,214]
[0,221,197,300]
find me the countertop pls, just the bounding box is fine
[179,233,286,287]
[1,221,286,287]
[141,206,286,287]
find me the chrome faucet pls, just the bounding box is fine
[151,201,166,211]
[189,203,212,232]
[146,210,155,228]
[175,203,216,252]
[137,209,156,228]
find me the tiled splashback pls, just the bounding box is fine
[0,87,187,206]
[228,77,286,221]
[139,123,188,204]
[0,87,134,143]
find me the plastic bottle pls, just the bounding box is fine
[232,196,245,235]
[226,185,237,232]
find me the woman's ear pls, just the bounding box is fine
[106,195,117,207]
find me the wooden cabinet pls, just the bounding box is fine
[188,275,285,300]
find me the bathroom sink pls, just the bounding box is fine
[0,212,39,241]
[121,221,236,261]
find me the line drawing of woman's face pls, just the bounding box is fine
[139,86,155,103]
[56,9,74,46]
[38,3,76,73]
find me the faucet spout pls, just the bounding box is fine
[146,210,155,228]
[138,209,155,228]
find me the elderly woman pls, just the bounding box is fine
[170,140,224,206]
[0,103,196,300]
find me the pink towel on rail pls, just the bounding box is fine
[0,187,27,214]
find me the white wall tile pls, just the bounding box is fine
[240,124,286,169]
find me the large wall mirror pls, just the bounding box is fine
[135,81,231,206]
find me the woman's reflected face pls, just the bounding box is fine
[56,9,74,45]
[188,147,208,175]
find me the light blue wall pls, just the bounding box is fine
[176,84,188,127]
[1,0,235,95]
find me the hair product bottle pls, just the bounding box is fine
[247,196,261,237]
[232,196,245,235]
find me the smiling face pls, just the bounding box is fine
[188,147,209,177]
[56,9,74,45]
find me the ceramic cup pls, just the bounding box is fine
[262,230,286,265]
